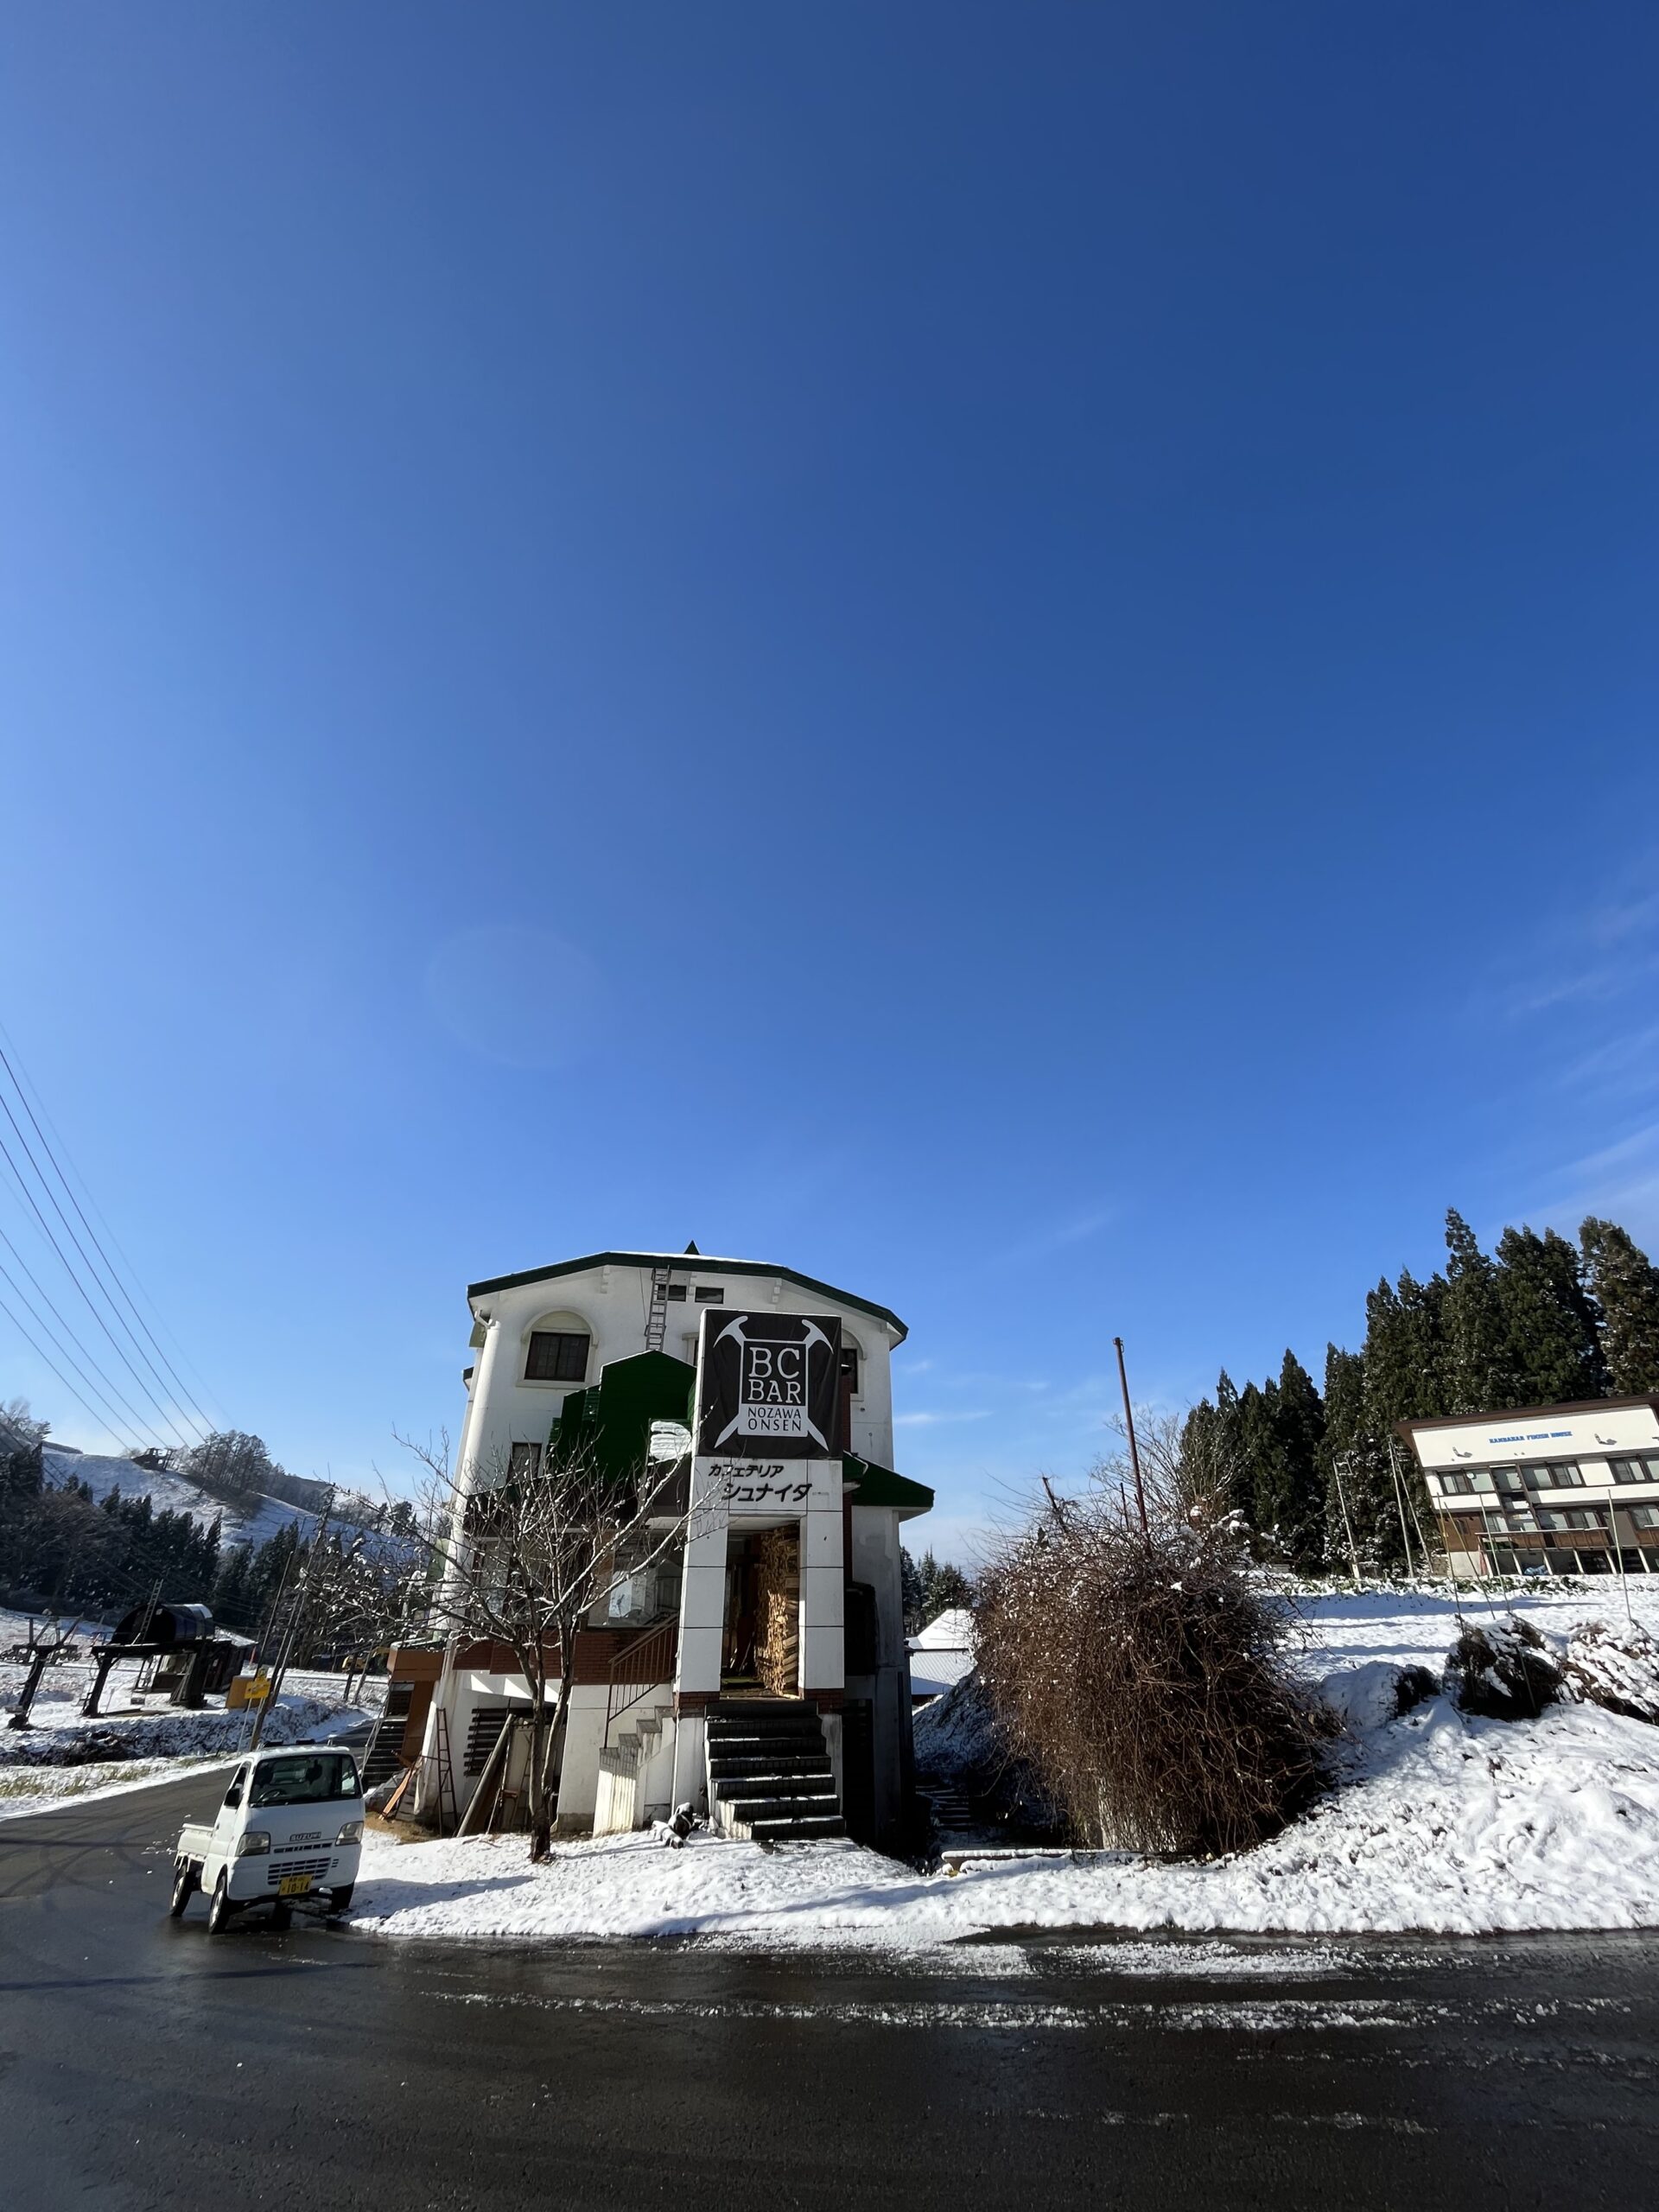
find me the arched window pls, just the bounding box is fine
[522,1311,592,1385]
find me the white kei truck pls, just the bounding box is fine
[169,1745,365,1931]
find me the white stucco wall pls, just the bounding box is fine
[459,1255,901,1492]
[1408,1401,1659,1472]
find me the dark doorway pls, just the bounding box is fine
[722,1527,800,1696]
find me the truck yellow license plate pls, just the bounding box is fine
[277,1874,313,1897]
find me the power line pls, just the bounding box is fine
[0,1234,162,1449]
[0,1087,207,1449]
[0,1283,129,1450]
[0,1181,180,1456]
[0,1039,220,1441]
[0,1020,229,1433]
[0,1120,194,1452]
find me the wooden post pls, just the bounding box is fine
[8,1648,49,1729]
[1114,1337,1149,1541]
[1332,1452,1363,1588]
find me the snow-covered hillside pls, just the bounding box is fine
[45,1448,327,1551]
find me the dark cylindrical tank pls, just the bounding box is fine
[111,1600,215,1649]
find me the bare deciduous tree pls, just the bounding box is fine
[285,1525,424,1693]
[395,1430,692,1861]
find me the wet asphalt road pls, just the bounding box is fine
[3,1769,1659,2211]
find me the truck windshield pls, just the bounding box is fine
[250,1754,359,1808]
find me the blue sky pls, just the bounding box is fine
[2,6,1656,1560]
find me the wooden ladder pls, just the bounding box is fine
[423,1702,460,1834]
[645,1262,674,1353]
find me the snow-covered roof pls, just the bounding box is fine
[911,1606,975,1651]
[908,1649,976,1699]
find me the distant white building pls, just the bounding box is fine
[1401,1395,1659,1578]
[389,1249,934,1847]
[907,1606,976,1702]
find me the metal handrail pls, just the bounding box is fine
[603,1613,677,1748]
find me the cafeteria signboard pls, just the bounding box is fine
[696,1309,842,1461]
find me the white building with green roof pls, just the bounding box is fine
[397,1248,933,1850]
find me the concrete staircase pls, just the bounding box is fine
[705,1699,843,1842]
[594,1700,675,1835]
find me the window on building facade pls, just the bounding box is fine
[525,1330,590,1383]
[1519,1462,1586,1491]
[1611,1457,1659,1484]
[1538,1507,1599,1531]
[836,1344,861,1454]
[694,1287,723,1303]
[508,1441,543,1479]
[1437,1472,1473,1496]
[1630,1504,1659,1529]
[665,1283,688,1301]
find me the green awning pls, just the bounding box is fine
[842,1452,933,1518]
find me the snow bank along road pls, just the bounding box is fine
[352,1586,1659,1947]
[4,1770,1659,2212]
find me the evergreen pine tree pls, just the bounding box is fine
[1233,1378,1285,1549]
[1363,1273,1444,1431]
[1440,1209,1512,1412]
[1268,1349,1326,1567]
[213,1541,255,1630]
[1495,1224,1606,1403]
[1580,1217,1659,1394]
[1213,1370,1247,1516]
[1179,1384,1242,1514]
[1357,1274,1441,1569]
[925,1561,974,1618]
[1319,1343,1382,1568]
[1179,1395,1219,1470]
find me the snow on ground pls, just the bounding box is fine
[352,1581,1659,1949]
[0,1610,374,1820]
[0,1692,366,1819]
[0,1755,245,1822]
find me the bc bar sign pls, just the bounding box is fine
[696,1310,842,1460]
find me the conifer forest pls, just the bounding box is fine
[1182,1213,1659,1573]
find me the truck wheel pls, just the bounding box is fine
[329,1885,354,1915]
[207,1874,238,1935]
[168,1862,195,1918]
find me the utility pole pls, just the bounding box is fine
[1387,1441,1419,1585]
[243,1536,300,1748]
[1114,1337,1149,1541]
[1606,1502,1636,1628]
[251,1490,334,1749]
[1331,1452,1363,1588]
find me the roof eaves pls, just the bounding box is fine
[467,1249,908,1344]
[1395,1395,1659,1439]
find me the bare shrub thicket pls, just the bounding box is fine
[1561,1620,1659,1726]
[975,1420,1335,1856]
[1443,1616,1562,1721]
